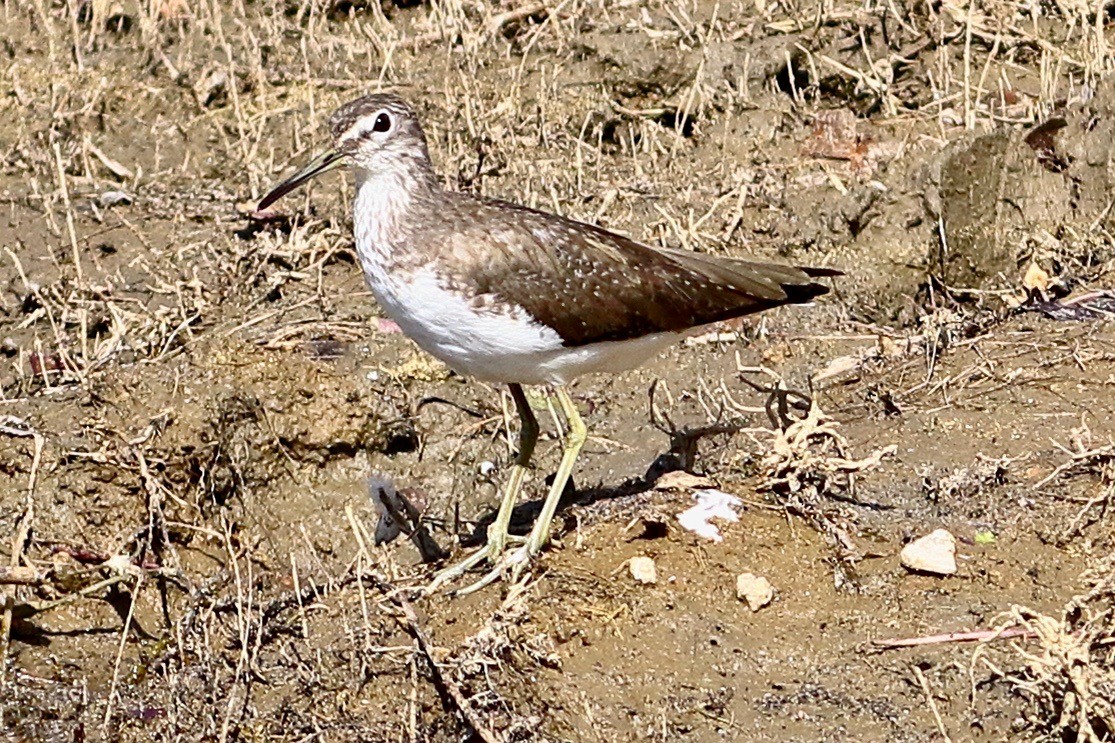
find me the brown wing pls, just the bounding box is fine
[450,199,838,347]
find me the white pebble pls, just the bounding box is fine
[629,556,657,585]
[736,572,773,611]
[900,529,957,576]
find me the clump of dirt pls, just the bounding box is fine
[926,79,1115,294]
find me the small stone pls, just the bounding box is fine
[654,470,713,490]
[98,190,132,207]
[900,528,957,575]
[736,572,773,611]
[629,556,657,585]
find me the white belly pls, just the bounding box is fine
[365,266,679,386]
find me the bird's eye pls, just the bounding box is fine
[372,112,392,133]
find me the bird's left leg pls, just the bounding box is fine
[457,385,586,594]
[426,383,538,593]
[521,386,585,554]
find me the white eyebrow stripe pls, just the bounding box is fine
[339,120,367,144]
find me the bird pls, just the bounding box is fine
[256,93,840,594]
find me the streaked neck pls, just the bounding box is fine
[352,165,437,273]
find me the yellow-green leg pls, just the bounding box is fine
[523,387,585,553]
[426,384,538,593]
[457,386,586,594]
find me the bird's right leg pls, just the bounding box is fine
[426,383,538,592]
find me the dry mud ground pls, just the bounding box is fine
[3,0,1115,741]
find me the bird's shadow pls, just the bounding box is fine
[458,420,749,547]
[450,379,815,548]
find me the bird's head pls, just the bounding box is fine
[257,93,432,210]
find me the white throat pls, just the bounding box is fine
[352,166,415,276]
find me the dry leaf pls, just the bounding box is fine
[1023,261,1051,294]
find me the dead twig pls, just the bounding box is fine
[0,417,43,686]
[913,664,952,743]
[0,566,44,585]
[371,575,505,743]
[489,3,547,35]
[7,573,133,621]
[873,625,1037,650]
[1034,442,1115,490]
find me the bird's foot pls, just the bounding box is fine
[424,533,525,594]
[453,539,541,596]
